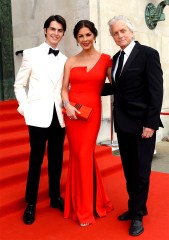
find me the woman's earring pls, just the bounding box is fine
[95,40,96,44]
[77,43,78,46]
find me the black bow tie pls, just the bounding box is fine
[48,48,59,56]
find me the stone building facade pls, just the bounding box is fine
[1,0,168,142]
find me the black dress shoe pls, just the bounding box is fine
[50,197,64,212]
[129,220,144,236]
[23,204,36,225]
[118,211,131,221]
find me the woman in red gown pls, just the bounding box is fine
[61,20,113,226]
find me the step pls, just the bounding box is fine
[0,172,68,218]
[0,143,30,167]
[96,151,122,177]
[0,111,22,122]
[0,146,120,190]
[0,147,121,218]
[0,145,113,186]
[0,157,69,218]
[0,118,27,134]
[0,130,29,149]
[0,151,29,168]
[0,139,70,167]
[0,160,37,189]
[0,100,18,111]
[0,174,50,218]
[0,140,109,166]
[0,155,70,189]
[0,166,121,219]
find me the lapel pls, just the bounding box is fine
[121,42,140,76]
[112,51,120,72]
[38,43,63,85]
[112,51,120,82]
[112,41,141,82]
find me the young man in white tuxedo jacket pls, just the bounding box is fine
[14,15,67,224]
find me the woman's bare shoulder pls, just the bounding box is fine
[66,55,78,64]
[65,54,81,68]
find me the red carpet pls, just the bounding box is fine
[0,100,169,240]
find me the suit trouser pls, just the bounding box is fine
[117,131,156,220]
[25,107,65,204]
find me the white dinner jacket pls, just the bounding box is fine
[14,43,67,128]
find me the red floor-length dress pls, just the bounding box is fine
[64,54,113,225]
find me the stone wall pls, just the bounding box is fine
[11,0,169,142]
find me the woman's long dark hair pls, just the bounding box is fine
[73,20,98,39]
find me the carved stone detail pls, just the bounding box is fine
[145,1,169,29]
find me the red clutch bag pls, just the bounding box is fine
[62,102,93,120]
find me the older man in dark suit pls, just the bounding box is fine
[108,15,163,236]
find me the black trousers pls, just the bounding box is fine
[117,131,156,220]
[25,107,65,204]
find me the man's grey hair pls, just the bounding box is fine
[108,15,135,35]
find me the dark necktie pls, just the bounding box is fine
[115,51,125,81]
[48,48,59,56]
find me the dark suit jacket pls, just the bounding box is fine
[111,41,163,134]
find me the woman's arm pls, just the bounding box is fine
[61,59,71,105]
[107,66,112,84]
[101,66,113,96]
[61,59,80,119]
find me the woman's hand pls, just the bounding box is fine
[65,103,80,119]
